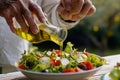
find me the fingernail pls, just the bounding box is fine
[34,28,39,34]
[11,27,17,33]
[31,27,39,34]
[42,18,47,23]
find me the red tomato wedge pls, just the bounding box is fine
[74,67,81,72]
[18,64,26,69]
[50,59,61,66]
[84,52,90,57]
[53,49,62,57]
[62,67,81,73]
[62,68,75,73]
[80,61,94,70]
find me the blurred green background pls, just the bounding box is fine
[34,0,120,56]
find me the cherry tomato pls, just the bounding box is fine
[18,64,26,69]
[62,68,75,73]
[74,67,81,72]
[62,67,81,73]
[86,61,94,70]
[55,60,61,66]
[84,52,90,57]
[53,49,62,57]
[50,59,61,66]
[80,61,94,70]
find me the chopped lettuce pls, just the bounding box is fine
[87,54,106,67]
[64,42,77,53]
[20,51,39,69]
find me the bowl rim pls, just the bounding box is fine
[15,62,102,76]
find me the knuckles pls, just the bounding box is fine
[57,0,95,21]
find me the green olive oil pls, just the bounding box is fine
[16,25,66,50]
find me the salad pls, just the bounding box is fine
[109,62,120,80]
[17,42,106,73]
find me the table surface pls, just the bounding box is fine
[1,54,120,80]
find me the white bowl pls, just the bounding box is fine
[15,62,102,80]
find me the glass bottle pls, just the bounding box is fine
[14,17,68,49]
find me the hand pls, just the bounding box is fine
[57,0,96,21]
[0,0,45,34]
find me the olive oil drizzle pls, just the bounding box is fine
[16,25,64,50]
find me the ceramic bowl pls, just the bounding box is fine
[15,62,102,80]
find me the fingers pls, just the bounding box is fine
[80,0,92,16]
[23,8,39,34]
[61,0,71,11]
[71,0,84,14]
[57,0,96,21]
[15,14,28,32]
[2,5,16,33]
[87,5,96,16]
[0,0,43,34]
[71,14,85,21]
[17,0,39,34]
[61,0,84,14]
[29,2,46,23]
[6,18,16,33]
[11,4,28,32]
[57,5,72,20]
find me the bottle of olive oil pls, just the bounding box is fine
[16,23,67,50]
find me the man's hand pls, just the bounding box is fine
[57,0,96,21]
[0,0,45,34]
